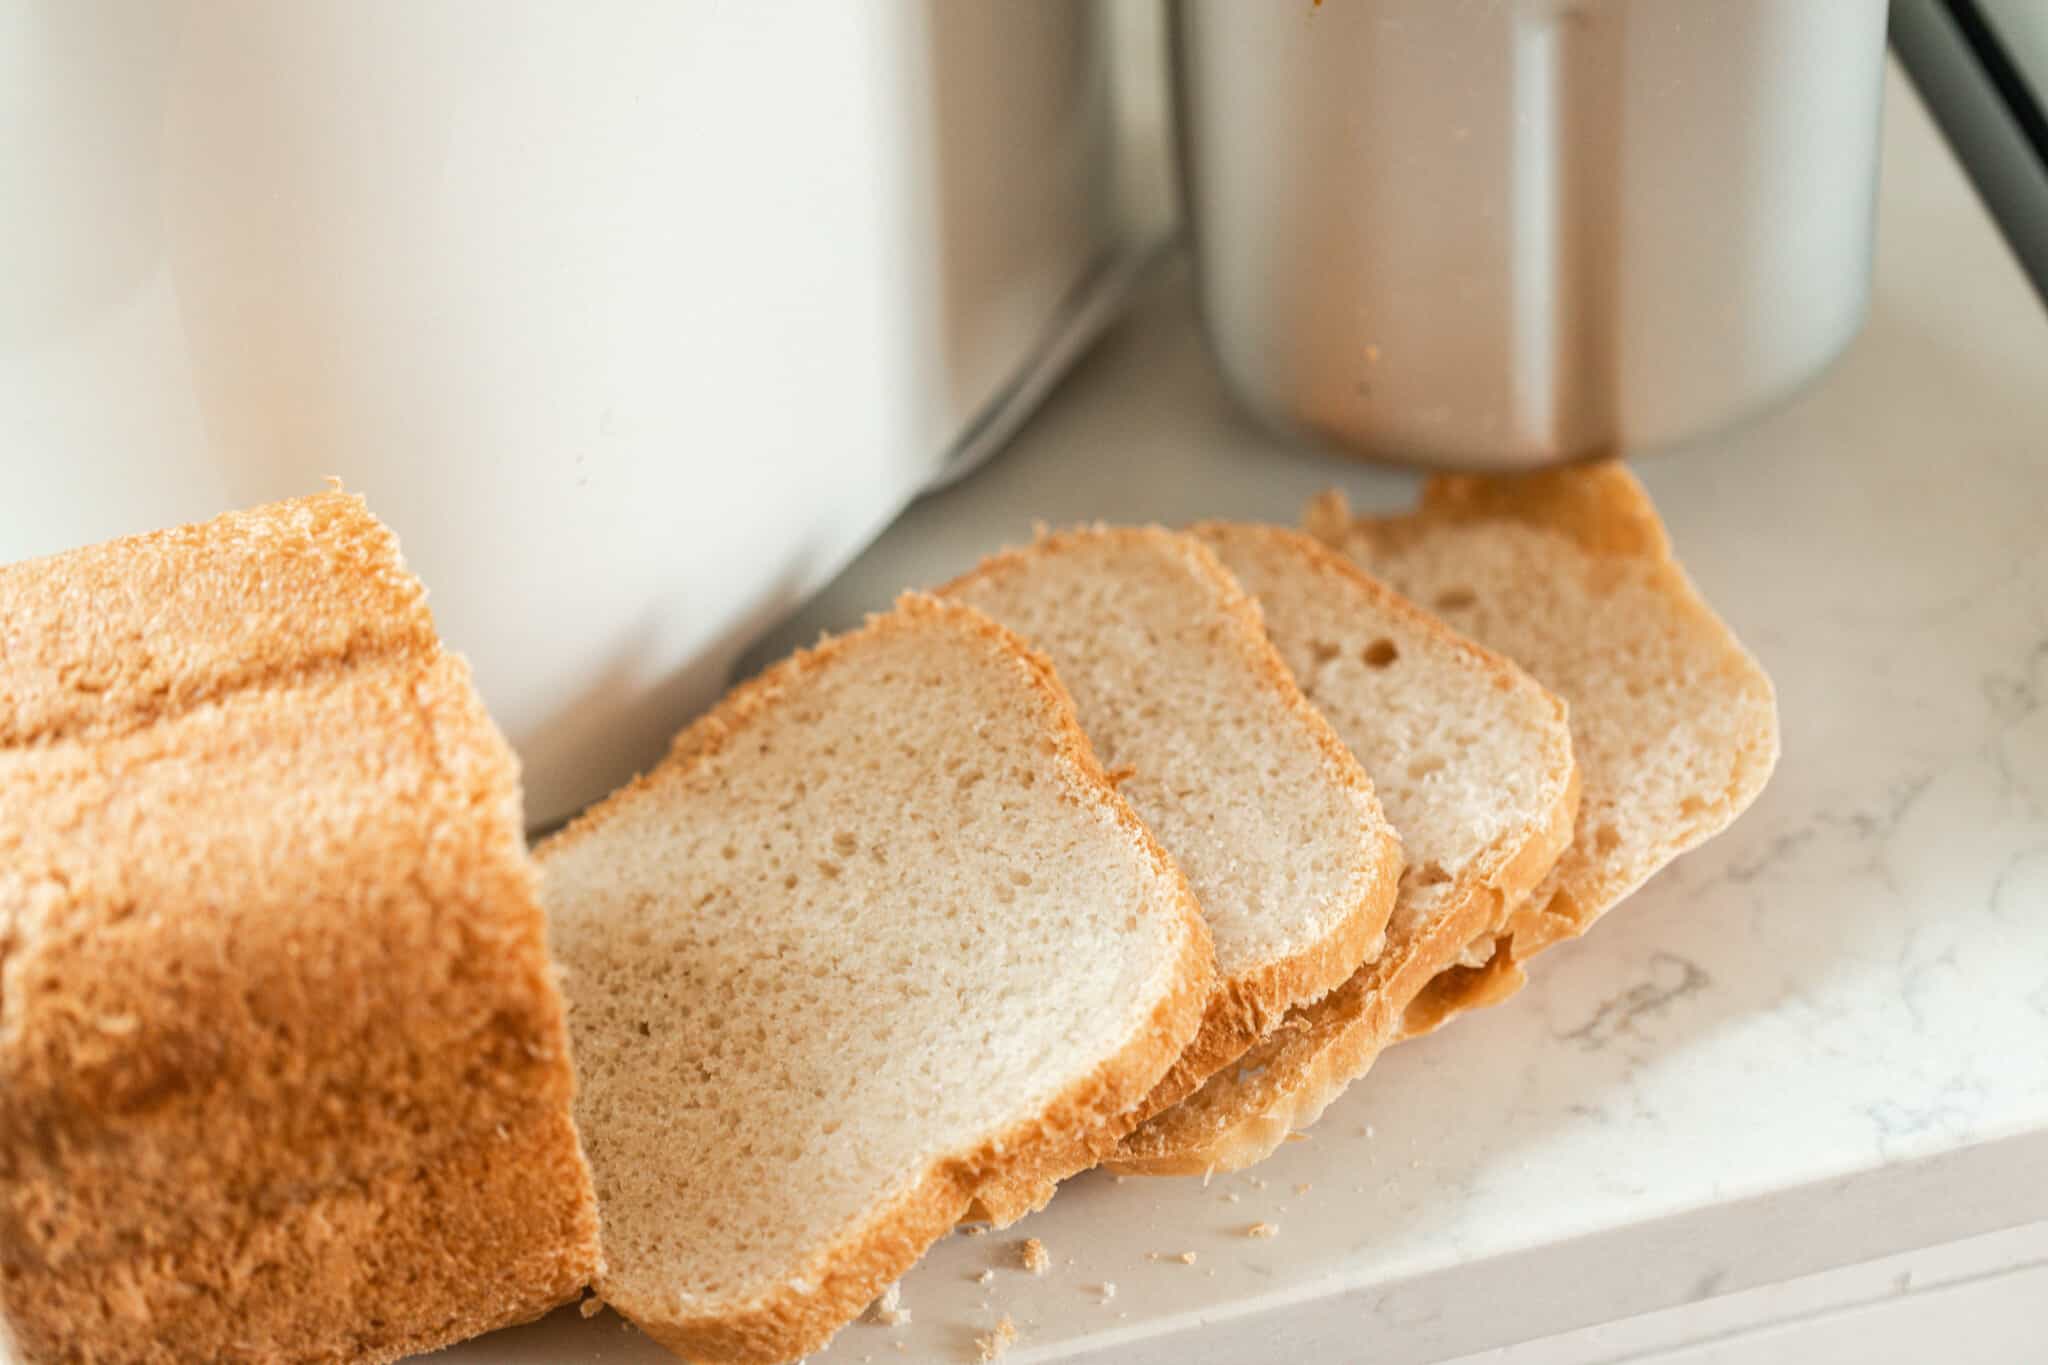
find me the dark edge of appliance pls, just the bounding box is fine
[1894,0,2048,306]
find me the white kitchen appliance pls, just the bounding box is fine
[1,0,1171,826]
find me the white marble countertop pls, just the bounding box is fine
[455,64,2048,1364]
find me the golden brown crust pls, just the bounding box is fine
[937,529,1401,1154]
[1392,760,1582,1040]
[1308,461,1781,1035]
[0,491,438,750]
[4,1110,598,1365]
[0,493,601,1364]
[538,594,1215,1363]
[1417,461,1674,559]
[964,1174,1062,1231]
[1397,940,1529,1039]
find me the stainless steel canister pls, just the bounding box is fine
[1173,0,1889,469]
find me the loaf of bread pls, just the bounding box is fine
[943,528,1402,1219]
[1308,462,1781,1028]
[0,464,1780,1362]
[0,493,601,1364]
[538,594,1213,1365]
[1110,524,1578,1174]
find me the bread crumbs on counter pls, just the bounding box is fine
[862,1282,911,1327]
[974,1268,995,1286]
[1093,1282,1117,1302]
[1017,1237,1050,1275]
[1147,1251,1197,1265]
[578,1294,605,1319]
[1222,1190,1240,1203]
[961,1223,989,1237]
[1245,1222,1279,1239]
[1248,1176,1267,1190]
[1295,1183,1312,1195]
[975,1315,1018,1361]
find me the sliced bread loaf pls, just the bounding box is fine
[942,529,1402,1187]
[1307,461,1781,1030]
[0,493,601,1364]
[1109,524,1578,1175]
[538,595,1213,1365]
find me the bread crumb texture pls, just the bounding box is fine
[1017,1238,1050,1276]
[0,492,600,1364]
[861,1283,910,1328]
[975,1315,1018,1362]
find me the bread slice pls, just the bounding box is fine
[0,493,601,1364]
[941,529,1403,1205]
[1108,524,1578,1175]
[538,594,1213,1365]
[1306,461,1781,1029]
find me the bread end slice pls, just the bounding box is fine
[0,492,601,1364]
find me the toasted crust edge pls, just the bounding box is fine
[539,594,1214,1363]
[1110,766,1577,1175]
